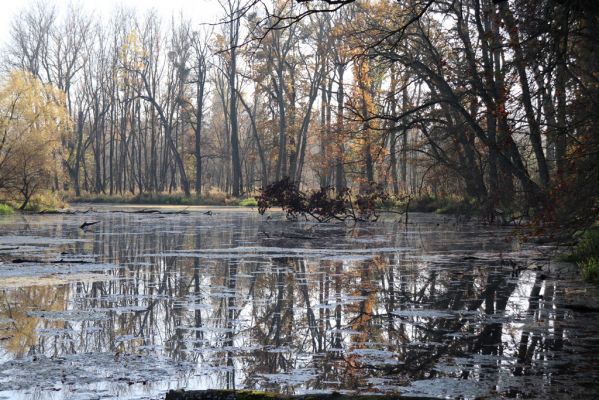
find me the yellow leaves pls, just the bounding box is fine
[0,70,71,202]
[213,33,228,53]
[117,30,147,88]
[120,30,146,65]
[0,70,71,147]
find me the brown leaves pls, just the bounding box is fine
[257,177,387,222]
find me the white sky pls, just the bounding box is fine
[0,0,224,46]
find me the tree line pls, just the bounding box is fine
[0,0,596,230]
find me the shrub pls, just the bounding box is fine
[0,203,14,215]
[0,71,70,210]
[25,192,67,212]
[437,198,478,215]
[559,229,599,283]
[239,197,258,207]
[574,230,599,260]
[562,229,599,262]
[580,257,599,283]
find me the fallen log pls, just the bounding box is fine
[121,208,190,215]
[11,258,93,264]
[80,221,101,229]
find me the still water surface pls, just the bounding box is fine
[0,207,598,399]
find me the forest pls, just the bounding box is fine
[0,0,597,232]
[0,1,599,399]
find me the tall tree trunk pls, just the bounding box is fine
[195,75,205,196]
[335,63,346,193]
[275,67,287,181]
[388,66,399,196]
[73,110,84,196]
[229,20,242,197]
[499,1,550,188]
[555,5,569,176]
[238,91,268,188]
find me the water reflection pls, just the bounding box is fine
[0,210,597,399]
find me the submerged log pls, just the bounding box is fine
[165,390,437,400]
[80,221,101,229]
[11,258,93,264]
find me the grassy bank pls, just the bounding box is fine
[0,192,67,213]
[68,191,471,215]
[381,194,477,215]
[561,228,599,282]
[0,203,14,215]
[66,190,258,207]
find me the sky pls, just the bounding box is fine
[0,0,224,47]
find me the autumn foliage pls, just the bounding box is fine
[257,177,388,222]
[0,70,71,209]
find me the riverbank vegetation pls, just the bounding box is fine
[0,203,14,215]
[65,189,252,207]
[561,229,599,282]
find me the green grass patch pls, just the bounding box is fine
[560,229,599,283]
[580,257,599,283]
[0,203,14,215]
[239,197,258,207]
[574,229,599,260]
[561,229,599,262]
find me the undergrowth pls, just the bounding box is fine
[24,192,67,212]
[580,257,599,283]
[1,192,66,212]
[382,194,477,215]
[0,203,14,215]
[561,229,599,283]
[67,188,248,206]
[239,197,258,207]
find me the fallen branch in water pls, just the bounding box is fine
[257,178,391,223]
[282,233,317,240]
[119,208,190,215]
[0,247,20,251]
[11,258,93,264]
[561,303,599,313]
[37,208,191,215]
[38,208,93,215]
[80,221,101,229]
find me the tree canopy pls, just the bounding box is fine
[0,70,71,209]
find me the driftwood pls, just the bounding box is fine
[561,303,599,313]
[37,208,191,215]
[11,258,93,264]
[165,390,436,400]
[38,208,93,215]
[257,178,389,223]
[80,221,101,229]
[282,233,317,240]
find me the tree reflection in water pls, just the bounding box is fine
[0,211,597,399]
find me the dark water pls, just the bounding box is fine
[0,207,598,399]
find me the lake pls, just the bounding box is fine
[0,206,598,399]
